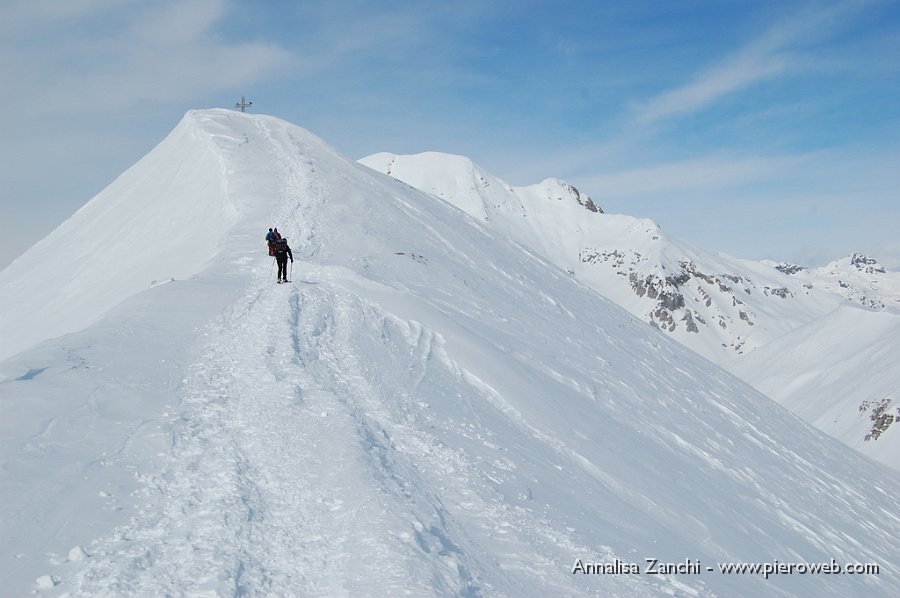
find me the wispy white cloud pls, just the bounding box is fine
[633,56,790,126]
[2,0,294,114]
[578,142,900,206]
[631,0,876,125]
[577,154,803,199]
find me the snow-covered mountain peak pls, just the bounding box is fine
[4,112,900,595]
[360,151,844,363]
[360,151,900,358]
[527,176,603,213]
[0,109,343,362]
[360,151,603,223]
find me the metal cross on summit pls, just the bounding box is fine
[235,96,253,112]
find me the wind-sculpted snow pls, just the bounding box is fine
[2,110,900,595]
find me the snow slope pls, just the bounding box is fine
[737,256,900,467]
[360,151,900,471]
[0,111,291,362]
[734,304,900,466]
[2,110,900,596]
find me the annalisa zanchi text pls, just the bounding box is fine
[572,558,880,579]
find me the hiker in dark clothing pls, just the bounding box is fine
[274,237,293,283]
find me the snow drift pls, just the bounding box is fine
[2,110,900,596]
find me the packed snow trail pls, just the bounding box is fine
[64,264,657,596]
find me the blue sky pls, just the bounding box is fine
[2,0,899,270]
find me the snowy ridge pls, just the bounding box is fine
[3,110,900,595]
[362,151,602,251]
[0,111,243,362]
[359,151,848,365]
[360,151,900,471]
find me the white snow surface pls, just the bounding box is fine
[360,151,900,472]
[734,304,900,466]
[0,112,250,362]
[2,110,900,596]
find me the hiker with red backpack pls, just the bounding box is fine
[265,228,277,256]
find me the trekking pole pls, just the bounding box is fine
[289,260,292,282]
[271,258,276,278]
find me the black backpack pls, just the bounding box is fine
[274,238,288,255]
